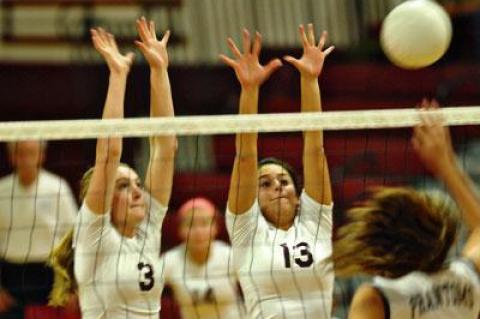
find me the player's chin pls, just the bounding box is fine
[268,201,295,215]
[265,204,296,224]
[188,241,210,250]
[129,208,146,223]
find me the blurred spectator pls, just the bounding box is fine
[0,141,77,319]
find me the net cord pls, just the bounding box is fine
[0,106,478,141]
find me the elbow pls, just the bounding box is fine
[154,136,177,154]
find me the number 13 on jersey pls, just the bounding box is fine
[280,242,314,268]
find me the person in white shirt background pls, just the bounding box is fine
[0,140,78,318]
[220,23,335,319]
[48,17,176,319]
[162,197,245,319]
[331,101,480,319]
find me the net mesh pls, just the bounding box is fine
[0,109,478,319]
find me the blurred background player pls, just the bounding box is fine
[162,197,245,319]
[0,140,78,319]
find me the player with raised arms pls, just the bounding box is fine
[220,24,335,319]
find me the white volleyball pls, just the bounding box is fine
[380,0,452,69]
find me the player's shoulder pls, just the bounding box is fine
[349,284,387,319]
[40,170,73,190]
[163,244,187,261]
[447,257,480,283]
[212,240,232,252]
[210,241,234,263]
[40,169,64,182]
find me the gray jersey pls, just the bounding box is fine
[373,259,480,319]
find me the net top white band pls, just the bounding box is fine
[1,106,478,141]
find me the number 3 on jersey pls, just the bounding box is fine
[138,262,155,291]
[280,242,314,268]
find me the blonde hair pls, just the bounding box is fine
[332,187,457,279]
[49,163,130,306]
[48,229,76,306]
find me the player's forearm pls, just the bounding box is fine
[150,68,174,118]
[439,160,480,230]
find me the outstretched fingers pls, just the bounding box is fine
[134,40,147,53]
[242,29,252,54]
[263,58,283,78]
[283,55,300,68]
[318,31,335,56]
[415,100,447,149]
[149,20,157,40]
[227,38,242,59]
[161,29,170,46]
[91,28,114,52]
[323,45,335,57]
[299,25,309,48]
[307,23,315,46]
[317,30,327,49]
[223,29,261,61]
[97,28,109,45]
[252,32,262,57]
[136,17,151,43]
[90,29,103,51]
[106,32,118,51]
[219,54,237,68]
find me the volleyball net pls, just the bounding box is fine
[1,107,479,319]
[1,106,479,141]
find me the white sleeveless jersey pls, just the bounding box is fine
[373,259,480,319]
[74,194,167,319]
[162,241,245,319]
[226,191,334,319]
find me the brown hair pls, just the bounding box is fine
[259,157,301,196]
[332,186,457,279]
[49,163,130,306]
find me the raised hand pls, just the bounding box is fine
[219,29,282,89]
[412,99,455,176]
[91,28,134,74]
[135,17,170,69]
[284,24,334,79]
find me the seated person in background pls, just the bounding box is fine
[162,197,245,319]
[0,140,78,319]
